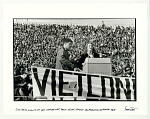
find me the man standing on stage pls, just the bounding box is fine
[55,38,74,71]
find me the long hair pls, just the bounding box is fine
[83,46,97,55]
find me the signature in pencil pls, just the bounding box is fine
[124,106,138,111]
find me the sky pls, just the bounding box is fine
[14,18,135,27]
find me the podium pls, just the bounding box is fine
[82,58,112,75]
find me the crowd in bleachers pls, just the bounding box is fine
[13,22,135,100]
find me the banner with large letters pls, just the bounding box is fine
[31,66,136,101]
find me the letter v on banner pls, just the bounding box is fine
[32,67,50,96]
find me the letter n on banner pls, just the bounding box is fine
[115,77,135,100]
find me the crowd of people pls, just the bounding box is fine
[14,21,135,100]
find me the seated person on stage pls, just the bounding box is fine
[77,41,99,70]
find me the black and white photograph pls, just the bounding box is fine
[2,0,149,117]
[13,18,136,101]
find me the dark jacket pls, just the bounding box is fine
[77,50,99,70]
[55,47,74,71]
